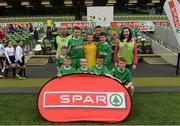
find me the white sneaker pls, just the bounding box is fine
[1,67,5,72]
[0,75,4,78]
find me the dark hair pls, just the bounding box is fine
[119,27,132,42]
[118,57,126,63]
[16,40,23,44]
[99,32,107,37]
[97,54,104,59]
[73,26,81,31]
[95,25,102,29]
[61,46,67,50]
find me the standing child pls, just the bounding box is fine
[91,55,109,75]
[83,33,97,68]
[57,56,76,76]
[67,26,84,69]
[4,41,16,78]
[97,32,112,69]
[0,41,5,77]
[56,46,67,71]
[77,58,90,73]
[15,40,26,79]
[111,57,135,95]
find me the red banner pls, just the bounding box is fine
[6,23,30,28]
[61,22,90,27]
[38,74,131,122]
[168,0,180,28]
[110,21,153,30]
[152,21,171,27]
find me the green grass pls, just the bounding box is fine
[0,77,180,87]
[0,92,179,124]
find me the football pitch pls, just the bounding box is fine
[0,93,179,125]
[0,77,180,87]
[0,77,180,124]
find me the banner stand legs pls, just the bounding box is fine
[176,53,180,76]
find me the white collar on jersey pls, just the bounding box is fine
[64,66,71,70]
[96,65,102,69]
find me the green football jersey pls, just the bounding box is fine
[55,55,65,68]
[57,66,76,76]
[111,67,132,86]
[97,42,112,68]
[67,37,84,59]
[77,67,91,73]
[91,65,109,75]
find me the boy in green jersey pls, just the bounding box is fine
[111,57,135,95]
[67,26,84,69]
[91,55,109,75]
[57,56,76,77]
[56,46,67,71]
[97,32,112,69]
[77,58,90,73]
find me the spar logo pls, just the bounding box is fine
[38,74,132,122]
[43,92,126,108]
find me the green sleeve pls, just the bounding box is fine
[96,43,100,55]
[127,70,132,82]
[87,68,91,73]
[56,36,61,57]
[110,68,115,76]
[67,39,72,54]
[103,66,110,75]
[76,68,81,73]
[91,67,96,74]
[104,45,112,66]
[55,58,59,66]
[72,68,77,74]
[57,68,63,76]
[56,58,63,67]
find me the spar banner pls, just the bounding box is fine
[5,22,44,28]
[38,74,131,122]
[164,0,180,47]
[152,20,171,28]
[110,21,155,31]
[61,22,90,27]
[60,21,155,31]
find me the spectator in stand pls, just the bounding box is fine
[33,27,39,43]
[52,23,58,50]
[114,27,138,70]
[45,26,52,41]
[56,26,72,58]
[29,23,34,33]
[9,24,15,34]
[93,25,103,42]
[0,27,5,42]
[15,25,22,35]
